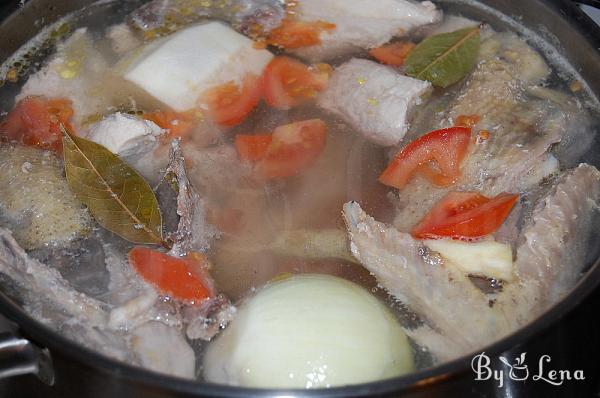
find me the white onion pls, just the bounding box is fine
[203,274,413,388]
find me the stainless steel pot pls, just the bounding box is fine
[0,0,599,396]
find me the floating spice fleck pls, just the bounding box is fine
[570,80,582,93]
[6,69,18,83]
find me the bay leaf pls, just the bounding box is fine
[405,26,480,88]
[62,128,165,245]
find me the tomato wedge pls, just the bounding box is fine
[266,19,336,49]
[235,119,327,179]
[144,109,200,138]
[0,96,74,152]
[369,42,415,66]
[235,134,272,162]
[379,127,471,190]
[201,74,263,127]
[263,57,330,110]
[128,247,215,302]
[412,192,519,240]
[255,119,327,179]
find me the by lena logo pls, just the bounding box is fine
[471,352,585,388]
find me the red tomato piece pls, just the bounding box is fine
[379,127,472,190]
[411,191,519,240]
[263,57,330,110]
[0,96,74,152]
[144,109,200,138]
[252,119,327,179]
[201,74,263,127]
[128,247,215,302]
[266,19,336,49]
[369,42,416,66]
[235,134,273,162]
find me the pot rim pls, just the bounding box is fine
[0,0,599,396]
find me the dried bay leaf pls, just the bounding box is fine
[405,26,481,88]
[62,128,165,246]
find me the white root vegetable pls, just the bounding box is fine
[203,274,413,388]
[270,229,356,263]
[424,239,514,281]
[120,22,273,112]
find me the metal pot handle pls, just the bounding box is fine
[0,332,54,385]
[576,0,600,9]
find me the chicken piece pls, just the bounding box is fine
[17,28,110,127]
[0,145,90,249]
[127,0,286,38]
[184,294,236,340]
[130,321,195,379]
[392,33,561,231]
[0,227,108,327]
[344,163,600,361]
[107,23,142,55]
[291,0,441,62]
[108,287,159,331]
[163,139,219,256]
[514,164,600,305]
[120,22,273,112]
[318,59,431,146]
[527,85,595,167]
[0,230,142,364]
[343,202,514,359]
[103,243,151,305]
[128,142,172,185]
[86,112,165,160]
[494,33,551,85]
[102,241,187,332]
[0,227,199,375]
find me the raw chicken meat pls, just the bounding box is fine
[391,32,574,231]
[106,23,142,56]
[343,202,510,360]
[0,227,193,369]
[162,139,219,257]
[108,287,159,331]
[127,0,287,38]
[291,0,441,62]
[0,227,108,327]
[17,28,110,127]
[0,145,90,249]
[85,112,165,161]
[514,164,600,306]
[318,59,431,146]
[344,164,600,361]
[184,294,236,340]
